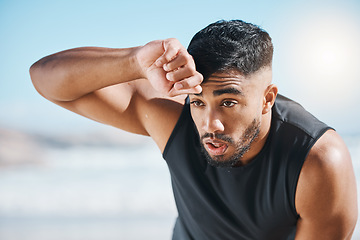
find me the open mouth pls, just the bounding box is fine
[204,140,228,156]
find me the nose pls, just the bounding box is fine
[202,110,225,134]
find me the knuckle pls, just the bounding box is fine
[195,71,203,81]
[188,67,197,75]
[164,54,173,62]
[179,50,192,63]
[165,38,179,49]
[168,38,180,46]
[168,38,178,43]
[184,53,193,62]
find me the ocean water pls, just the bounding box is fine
[0,133,359,239]
[0,136,177,240]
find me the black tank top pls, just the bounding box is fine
[163,94,332,240]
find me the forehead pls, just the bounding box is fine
[198,72,249,96]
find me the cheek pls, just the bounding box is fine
[238,100,263,120]
[223,109,257,133]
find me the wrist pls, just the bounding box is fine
[131,46,147,80]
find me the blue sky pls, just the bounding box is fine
[1,0,359,135]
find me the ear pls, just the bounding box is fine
[262,84,278,114]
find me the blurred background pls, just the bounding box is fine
[0,0,359,239]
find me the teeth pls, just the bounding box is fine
[212,143,222,148]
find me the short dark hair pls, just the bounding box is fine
[187,20,273,80]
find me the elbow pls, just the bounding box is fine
[29,59,73,102]
[29,61,47,98]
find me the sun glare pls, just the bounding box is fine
[288,9,360,106]
[308,36,349,77]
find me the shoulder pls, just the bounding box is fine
[297,130,354,195]
[295,130,358,238]
[273,95,329,137]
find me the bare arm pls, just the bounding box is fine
[30,39,203,151]
[295,130,358,239]
[30,47,141,101]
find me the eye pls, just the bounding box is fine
[221,100,237,108]
[190,100,205,107]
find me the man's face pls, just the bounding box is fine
[189,69,271,167]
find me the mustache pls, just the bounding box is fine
[200,133,234,144]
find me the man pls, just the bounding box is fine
[30,20,357,239]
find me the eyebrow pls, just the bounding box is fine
[191,87,243,97]
[213,87,243,97]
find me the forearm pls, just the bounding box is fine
[30,46,142,101]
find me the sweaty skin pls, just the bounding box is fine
[189,69,275,167]
[189,70,358,239]
[30,38,358,239]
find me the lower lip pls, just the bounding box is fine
[205,143,228,156]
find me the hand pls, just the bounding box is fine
[136,38,203,97]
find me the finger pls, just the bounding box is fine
[166,66,196,82]
[163,50,194,72]
[173,72,203,90]
[169,84,203,97]
[155,39,181,67]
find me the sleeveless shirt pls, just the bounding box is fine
[162,94,332,240]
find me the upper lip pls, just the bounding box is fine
[203,138,228,146]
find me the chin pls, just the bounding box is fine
[208,156,240,168]
[201,146,240,168]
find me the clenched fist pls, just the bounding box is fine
[135,38,203,97]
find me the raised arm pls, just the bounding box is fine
[295,130,358,239]
[30,39,203,151]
